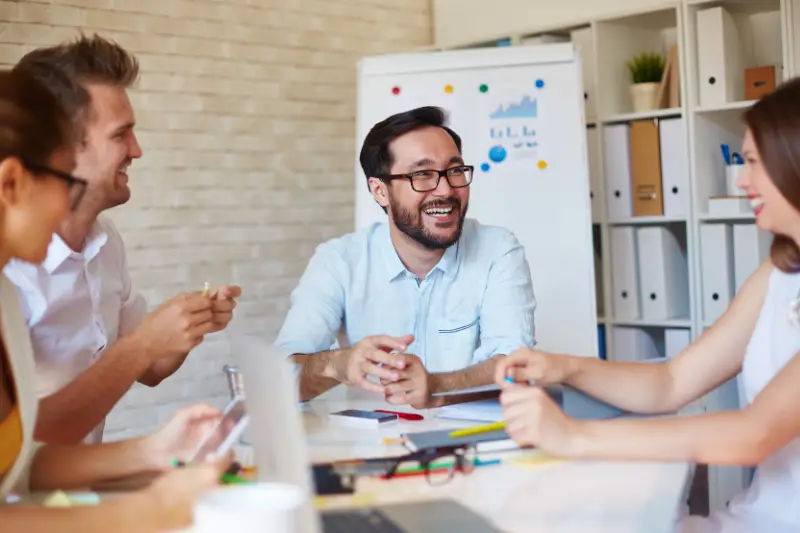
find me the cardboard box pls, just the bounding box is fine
[744,66,776,101]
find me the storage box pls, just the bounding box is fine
[744,66,776,101]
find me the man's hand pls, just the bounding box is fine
[324,334,413,394]
[383,354,433,409]
[132,292,216,362]
[139,403,223,469]
[209,285,242,333]
[500,384,579,455]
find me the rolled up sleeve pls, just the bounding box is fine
[472,231,537,363]
[274,242,346,356]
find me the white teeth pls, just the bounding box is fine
[751,197,764,209]
[424,206,453,217]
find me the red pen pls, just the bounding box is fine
[374,410,424,421]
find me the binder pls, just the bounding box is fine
[629,119,664,217]
[610,227,641,320]
[664,328,691,360]
[732,223,772,291]
[571,27,596,123]
[586,127,602,223]
[636,226,690,320]
[700,224,735,323]
[611,326,661,363]
[603,123,633,221]
[696,6,745,107]
[659,117,690,217]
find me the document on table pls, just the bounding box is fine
[437,399,503,422]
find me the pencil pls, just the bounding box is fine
[448,421,506,438]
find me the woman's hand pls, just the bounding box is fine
[500,384,581,456]
[141,403,222,469]
[495,348,577,387]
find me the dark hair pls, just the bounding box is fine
[0,69,72,169]
[743,77,800,273]
[13,33,139,143]
[359,106,462,184]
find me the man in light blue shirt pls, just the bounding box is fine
[276,106,536,408]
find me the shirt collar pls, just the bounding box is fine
[380,224,461,282]
[41,222,109,273]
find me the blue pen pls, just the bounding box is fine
[721,144,731,165]
[505,375,515,383]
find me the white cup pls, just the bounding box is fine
[726,164,745,196]
[193,482,306,533]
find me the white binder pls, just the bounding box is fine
[602,123,633,221]
[733,223,772,291]
[586,127,602,223]
[700,224,735,323]
[636,226,690,320]
[664,328,691,360]
[658,117,690,217]
[611,326,661,363]
[571,26,596,123]
[696,6,745,107]
[610,227,640,320]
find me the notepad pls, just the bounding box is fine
[402,427,515,453]
[438,399,503,422]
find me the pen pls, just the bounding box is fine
[448,421,506,438]
[720,144,731,165]
[201,281,210,297]
[374,410,424,421]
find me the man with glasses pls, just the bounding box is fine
[276,106,536,408]
[3,34,242,445]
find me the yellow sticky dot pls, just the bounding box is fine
[444,84,453,93]
[538,160,547,169]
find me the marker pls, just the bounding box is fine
[374,410,424,421]
[202,282,210,297]
[505,375,515,384]
[448,421,506,438]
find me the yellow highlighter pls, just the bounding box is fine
[448,421,506,438]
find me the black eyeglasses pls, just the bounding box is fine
[382,444,478,486]
[25,163,88,211]
[381,165,474,193]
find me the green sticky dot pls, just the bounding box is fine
[479,84,488,93]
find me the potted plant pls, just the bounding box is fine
[626,52,666,113]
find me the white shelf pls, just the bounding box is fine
[698,212,755,221]
[608,215,687,226]
[695,100,757,113]
[601,107,683,124]
[685,0,781,14]
[612,318,693,328]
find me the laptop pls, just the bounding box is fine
[234,335,503,533]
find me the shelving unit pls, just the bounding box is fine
[426,0,799,516]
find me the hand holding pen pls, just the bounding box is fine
[495,348,576,388]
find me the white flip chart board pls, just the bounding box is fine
[354,43,598,358]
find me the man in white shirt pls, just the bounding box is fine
[4,34,242,445]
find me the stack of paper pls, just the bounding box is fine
[437,399,502,422]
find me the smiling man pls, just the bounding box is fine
[276,106,537,408]
[3,34,241,445]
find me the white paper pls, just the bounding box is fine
[437,399,503,422]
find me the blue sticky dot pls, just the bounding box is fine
[535,79,545,88]
[488,145,507,163]
[481,162,490,172]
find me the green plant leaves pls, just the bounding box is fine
[626,52,666,84]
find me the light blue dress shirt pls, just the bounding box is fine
[274,218,536,373]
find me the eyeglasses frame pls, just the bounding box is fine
[24,162,88,211]
[379,164,475,193]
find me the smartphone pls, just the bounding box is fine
[329,409,398,428]
[190,396,250,463]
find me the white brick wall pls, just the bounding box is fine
[0,0,431,440]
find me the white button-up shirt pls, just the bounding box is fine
[3,215,147,443]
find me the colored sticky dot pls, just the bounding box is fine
[391,86,400,95]
[479,84,488,93]
[538,160,547,169]
[535,79,545,89]
[489,145,507,163]
[444,84,454,93]
[481,162,490,172]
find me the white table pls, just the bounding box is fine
[237,386,694,533]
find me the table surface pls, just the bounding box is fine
[232,386,693,533]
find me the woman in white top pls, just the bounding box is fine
[0,69,230,531]
[494,76,800,532]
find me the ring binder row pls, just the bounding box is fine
[599,116,689,222]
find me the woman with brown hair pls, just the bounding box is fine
[0,68,229,531]
[493,77,800,532]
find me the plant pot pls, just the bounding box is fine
[629,82,660,113]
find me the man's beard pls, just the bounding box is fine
[390,196,467,250]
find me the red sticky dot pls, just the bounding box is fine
[392,86,400,95]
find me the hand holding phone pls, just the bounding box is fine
[189,396,249,463]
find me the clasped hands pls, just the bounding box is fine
[325,334,435,409]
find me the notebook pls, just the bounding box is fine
[402,427,515,453]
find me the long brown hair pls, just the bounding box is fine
[743,77,800,273]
